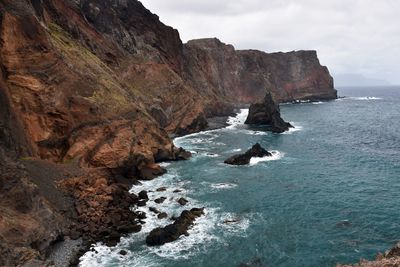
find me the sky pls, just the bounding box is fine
[142,0,400,85]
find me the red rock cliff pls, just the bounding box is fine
[0,0,336,265]
[183,38,336,104]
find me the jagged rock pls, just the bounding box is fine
[149,207,160,214]
[154,197,167,204]
[157,212,168,219]
[138,191,149,200]
[245,93,293,133]
[146,208,204,246]
[139,164,167,181]
[224,143,271,165]
[156,187,167,192]
[177,197,189,206]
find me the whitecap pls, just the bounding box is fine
[281,123,303,135]
[226,109,249,129]
[209,183,238,190]
[249,150,284,165]
[347,96,382,101]
[312,101,324,105]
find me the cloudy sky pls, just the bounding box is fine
[142,0,400,85]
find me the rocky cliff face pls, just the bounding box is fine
[0,0,336,265]
[183,38,337,104]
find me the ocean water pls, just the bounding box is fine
[80,86,400,267]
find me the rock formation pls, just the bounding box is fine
[245,93,293,133]
[183,38,337,105]
[0,0,336,265]
[224,143,272,165]
[146,208,204,246]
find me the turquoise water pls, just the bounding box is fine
[81,86,400,267]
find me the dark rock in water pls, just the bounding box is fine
[156,187,167,192]
[137,200,147,207]
[138,190,149,200]
[336,220,351,227]
[245,92,293,133]
[173,147,192,160]
[146,208,205,246]
[224,143,271,165]
[177,197,188,206]
[173,189,182,193]
[119,250,127,256]
[157,212,168,219]
[154,197,167,204]
[149,207,160,214]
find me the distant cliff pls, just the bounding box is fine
[0,0,336,265]
[184,38,336,105]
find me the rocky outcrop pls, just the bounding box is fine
[337,243,400,267]
[146,208,204,246]
[224,143,271,165]
[245,93,293,133]
[183,38,337,105]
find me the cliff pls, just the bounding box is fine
[183,38,337,104]
[0,0,336,265]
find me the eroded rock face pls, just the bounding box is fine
[184,38,337,104]
[145,208,204,246]
[245,93,293,133]
[224,143,271,165]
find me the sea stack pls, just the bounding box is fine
[245,92,293,133]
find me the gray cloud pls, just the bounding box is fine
[142,0,400,84]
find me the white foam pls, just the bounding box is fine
[347,96,382,101]
[282,123,303,135]
[249,150,284,165]
[226,109,249,129]
[209,183,238,190]
[312,101,324,105]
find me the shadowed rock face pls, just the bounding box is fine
[245,93,293,133]
[224,143,272,165]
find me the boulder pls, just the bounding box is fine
[154,197,166,204]
[177,197,188,206]
[224,143,271,165]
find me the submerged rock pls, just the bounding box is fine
[224,143,271,165]
[177,197,189,206]
[154,197,167,204]
[245,92,293,133]
[146,208,204,246]
[157,212,168,219]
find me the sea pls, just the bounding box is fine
[80,86,400,267]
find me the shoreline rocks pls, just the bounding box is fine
[146,208,205,246]
[224,143,271,165]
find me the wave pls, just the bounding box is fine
[226,109,249,129]
[209,182,238,190]
[249,150,284,165]
[342,96,383,101]
[281,123,303,135]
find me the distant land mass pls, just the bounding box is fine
[334,73,391,87]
